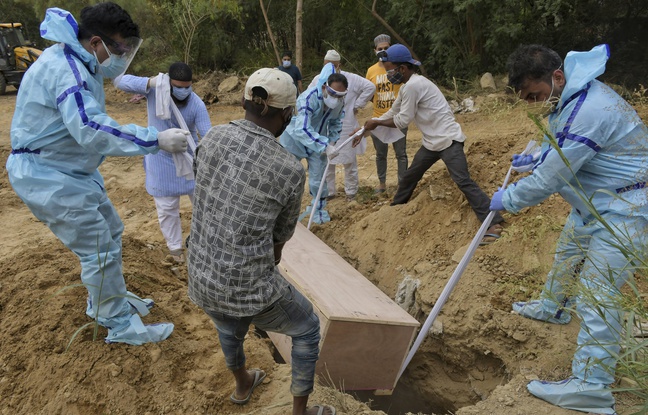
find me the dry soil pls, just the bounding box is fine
[1,77,646,415]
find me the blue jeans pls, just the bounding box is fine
[205,285,321,396]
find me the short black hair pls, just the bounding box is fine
[507,44,562,92]
[169,62,192,82]
[77,2,139,40]
[244,86,282,117]
[282,50,292,58]
[327,73,348,90]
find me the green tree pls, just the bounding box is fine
[7,0,648,87]
[161,0,240,64]
[1,0,46,49]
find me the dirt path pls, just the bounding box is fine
[1,83,645,415]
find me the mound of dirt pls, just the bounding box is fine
[1,89,646,415]
[192,71,245,106]
[102,71,247,108]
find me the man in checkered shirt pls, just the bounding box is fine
[187,68,335,415]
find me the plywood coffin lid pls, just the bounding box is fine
[280,223,419,327]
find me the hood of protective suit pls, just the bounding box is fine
[39,8,97,73]
[316,62,337,91]
[559,44,609,106]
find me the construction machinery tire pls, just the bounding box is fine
[0,75,6,95]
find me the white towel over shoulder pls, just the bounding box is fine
[155,73,196,180]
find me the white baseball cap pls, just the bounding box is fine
[244,68,297,109]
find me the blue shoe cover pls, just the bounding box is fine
[105,314,174,346]
[86,291,154,318]
[299,205,331,224]
[125,291,154,316]
[312,209,331,224]
[512,300,571,324]
[527,377,616,414]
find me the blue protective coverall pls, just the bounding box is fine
[5,8,173,345]
[280,63,344,224]
[502,44,648,412]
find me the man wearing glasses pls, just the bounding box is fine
[307,50,376,202]
[362,44,505,244]
[280,63,348,225]
[6,3,188,345]
[365,34,408,195]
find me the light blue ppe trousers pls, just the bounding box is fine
[537,210,647,384]
[305,151,330,224]
[7,154,132,327]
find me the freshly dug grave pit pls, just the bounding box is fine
[351,351,506,414]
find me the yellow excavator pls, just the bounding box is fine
[0,23,42,95]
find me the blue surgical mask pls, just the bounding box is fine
[94,39,129,79]
[172,86,192,101]
[282,60,291,68]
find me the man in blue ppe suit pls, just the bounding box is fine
[491,44,648,414]
[6,3,188,345]
[280,63,347,225]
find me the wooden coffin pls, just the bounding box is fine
[268,223,419,393]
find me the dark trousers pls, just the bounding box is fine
[392,141,504,227]
[371,130,408,184]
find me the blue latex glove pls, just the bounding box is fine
[512,154,534,167]
[490,188,505,211]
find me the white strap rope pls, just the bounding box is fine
[307,128,365,230]
[396,141,539,381]
[169,100,196,180]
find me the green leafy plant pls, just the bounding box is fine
[53,241,108,351]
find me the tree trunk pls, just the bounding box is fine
[296,0,303,70]
[369,0,426,77]
[260,0,281,66]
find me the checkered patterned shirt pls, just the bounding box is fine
[187,119,305,317]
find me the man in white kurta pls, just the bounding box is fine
[118,62,211,262]
[309,50,375,200]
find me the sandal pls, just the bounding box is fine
[480,224,503,246]
[230,369,266,405]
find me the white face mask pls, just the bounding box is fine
[528,77,560,118]
[282,60,291,68]
[545,78,560,109]
[323,94,343,109]
[93,39,130,79]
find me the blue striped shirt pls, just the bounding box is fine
[118,75,212,197]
